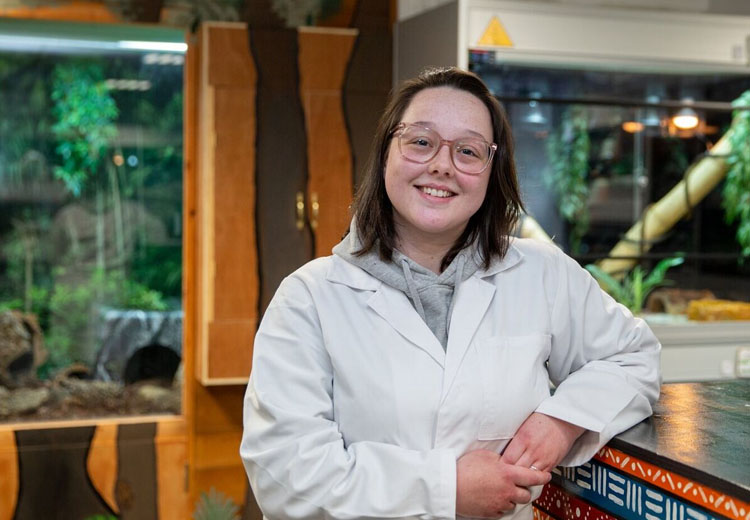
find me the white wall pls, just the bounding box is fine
[397,0,750,21]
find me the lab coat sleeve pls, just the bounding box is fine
[240,275,457,520]
[534,250,661,466]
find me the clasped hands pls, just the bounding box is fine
[456,412,585,518]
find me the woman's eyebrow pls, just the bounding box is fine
[411,120,488,139]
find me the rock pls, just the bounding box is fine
[0,387,50,417]
[133,383,181,413]
[0,310,46,386]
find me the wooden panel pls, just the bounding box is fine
[208,23,257,87]
[207,320,254,380]
[252,28,313,312]
[298,29,357,257]
[344,1,392,186]
[87,423,119,514]
[0,2,119,22]
[194,465,248,511]
[196,23,258,383]
[194,431,243,469]
[155,419,189,520]
[194,385,245,435]
[117,423,158,519]
[0,430,18,520]
[14,427,115,518]
[212,87,257,323]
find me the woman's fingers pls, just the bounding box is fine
[508,464,552,488]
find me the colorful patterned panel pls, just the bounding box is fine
[535,482,619,520]
[558,459,724,520]
[595,447,750,520]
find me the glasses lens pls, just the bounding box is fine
[451,139,490,174]
[398,125,439,163]
[396,124,493,175]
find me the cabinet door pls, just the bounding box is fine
[194,24,358,383]
[298,27,358,257]
[196,22,258,383]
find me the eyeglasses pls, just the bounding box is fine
[392,122,497,175]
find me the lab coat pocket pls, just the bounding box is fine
[477,334,552,440]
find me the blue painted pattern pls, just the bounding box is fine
[557,459,722,520]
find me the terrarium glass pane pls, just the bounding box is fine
[0,21,184,422]
[471,58,750,303]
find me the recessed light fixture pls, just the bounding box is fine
[672,106,700,130]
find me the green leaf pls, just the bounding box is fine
[585,264,626,303]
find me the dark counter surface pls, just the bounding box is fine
[610,379,750,500]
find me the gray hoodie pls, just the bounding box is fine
[332,222,482,349]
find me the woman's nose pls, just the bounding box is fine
[428,142,454,175]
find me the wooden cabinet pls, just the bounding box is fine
[193,22,357,385]
[186,18,388,512]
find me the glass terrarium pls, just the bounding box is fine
[0,19,185,422]
[395,0,750,380]
[471,57,750,304]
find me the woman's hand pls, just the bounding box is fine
[501,412,586,471]
[456,449,551,518]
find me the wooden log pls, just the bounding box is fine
[596,130,733,276]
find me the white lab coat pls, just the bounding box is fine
[241,238,661,520]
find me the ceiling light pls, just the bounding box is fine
[622,121,644,133]
[672,107,699,130]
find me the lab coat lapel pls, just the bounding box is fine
[368,285,445,367]
[441,275,495,402]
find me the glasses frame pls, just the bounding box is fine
[392,122,498,175]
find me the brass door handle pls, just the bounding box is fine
[295,191,305,230]
[310,192,319,230]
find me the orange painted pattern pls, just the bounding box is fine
[156,419,189,520]
[0,1,119,22]
[87,423,119,513]
[0,430,19,520]
[594,446,750,520]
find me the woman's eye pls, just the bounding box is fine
[410,136,433,147]
[458,146,480,158]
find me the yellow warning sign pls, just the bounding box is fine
[477,16,513,47]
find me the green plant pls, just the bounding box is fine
[193,488,240,520]
[722,90,750,257]
[585,256,685,314]
[40,268,168,375]
[82,515,118,520]
[545,106,591,254]
[51,61,118,197]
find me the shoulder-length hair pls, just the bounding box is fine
[350,66,524,271]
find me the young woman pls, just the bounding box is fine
[241,67,660,519]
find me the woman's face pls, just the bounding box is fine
[385,86,493,248]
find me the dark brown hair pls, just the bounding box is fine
[350,66,524,271]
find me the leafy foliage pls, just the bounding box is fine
[51,61,118,196]
[193,488,240,520]
[41,268,168,374]
[585,257,684,314]
[544,107,591,254]
[722,90,750,257]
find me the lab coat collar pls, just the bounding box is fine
[476,240,524,278]
[326,240,524,288]
[325,241,525,370]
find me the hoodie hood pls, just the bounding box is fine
[332,220,482,349]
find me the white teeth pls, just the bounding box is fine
[421,186,453,198]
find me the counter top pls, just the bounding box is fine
[611,379,749,500]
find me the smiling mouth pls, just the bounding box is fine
[419,186,455,198]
